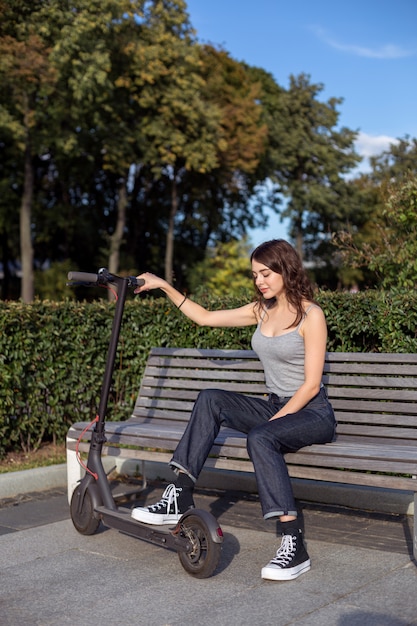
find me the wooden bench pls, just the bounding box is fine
[67,347,417,560]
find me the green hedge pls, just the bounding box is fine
[1,289,416,458]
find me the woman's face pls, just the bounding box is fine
[251,259,284,299]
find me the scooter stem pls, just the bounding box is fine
[97,275,128,424]
[84,275,129,510]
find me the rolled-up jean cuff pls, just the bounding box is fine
[264,510,298,520]
[169,460,197,483]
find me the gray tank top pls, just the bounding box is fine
[251,305,317,397]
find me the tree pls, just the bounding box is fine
[125,2,222,283]
[333,172,417,289]
[44,0,149,296]
[0,1,58,301]
[369,136,417,182]
[332,136,417,289]
[0,0,136,299]
[248,71,360,265]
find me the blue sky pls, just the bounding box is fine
[185,0,417,244]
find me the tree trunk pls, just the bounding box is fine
[1,229,11,299]
[20,142,34,303]
[294,210,304,261]
[108,181,127,301]
[295,229,303,260]
[165,176,178,283]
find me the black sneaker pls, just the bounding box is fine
[261,532,311,581]
[131,484,191,525]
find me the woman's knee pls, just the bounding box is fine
[195,388,225,404]
[192,388,228,424]
[247,423,270,453]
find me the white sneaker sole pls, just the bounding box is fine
[261,559,311,581]
[131,507,181,525]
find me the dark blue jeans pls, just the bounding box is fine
[170,387,336,519]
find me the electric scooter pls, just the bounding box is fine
[67,268,223,578]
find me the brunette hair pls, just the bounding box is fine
[250,239,316,326]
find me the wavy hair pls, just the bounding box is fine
[250,239,316,327]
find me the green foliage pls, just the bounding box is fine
[374,172,417,288]
[35,261,77,300]
[333,171,417,289]
[318,289,417,352]
[187,238,254,297]
[369,136,417,182]
[0,290,416,458]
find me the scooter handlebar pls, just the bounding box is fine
[129,277,145,288]
[67,271,145,288]
[67,271,99,284]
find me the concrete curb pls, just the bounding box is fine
[0,464,67,500]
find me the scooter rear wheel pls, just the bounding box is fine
[178,514,221,578]
[70,485,101,535]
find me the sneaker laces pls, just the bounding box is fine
[147,484,181,514]
[270,534,297,566]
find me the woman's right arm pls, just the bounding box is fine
[135,272,257,328]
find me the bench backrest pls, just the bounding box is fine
[132,348,417,445]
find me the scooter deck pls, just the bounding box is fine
[94,505,192,552]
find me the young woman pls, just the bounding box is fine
[131,239,336,581]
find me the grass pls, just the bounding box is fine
[0,443,67,474]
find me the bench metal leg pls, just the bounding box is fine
[414,492,417,562]
[110,459,148,501]
[138,459,147,492]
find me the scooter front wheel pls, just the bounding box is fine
[70,484,101,535]
[177,513,222,578]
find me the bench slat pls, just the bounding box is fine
[325,374,417,390]
[138,377,267,395]
[147,356,264,371]
[335,424,417,440]
[329,398,417,415]
[149,347,260,359]
[287,466,416,491]
[329,412,417,426]
[144,366,266,382]
[325,364,417,377]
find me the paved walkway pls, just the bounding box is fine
[0,480,416,626]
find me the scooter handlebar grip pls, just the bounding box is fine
[67,271,99,284]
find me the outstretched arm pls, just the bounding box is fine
[135,272,257,328]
